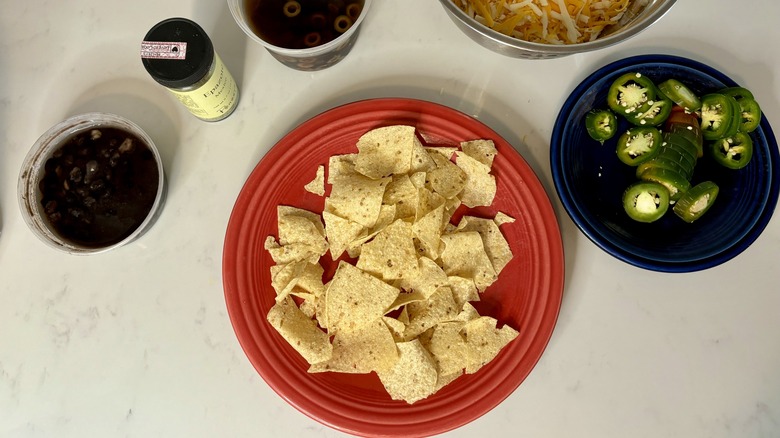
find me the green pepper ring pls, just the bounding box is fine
[615,126,662,166]
[701,93,740,141]
[622,181,670,223]
[626,95,673,127]
[709,132,754,170]
[585,109,618,143]
[657,78,702,112]
[607,72,658,118]
[672,181,719,223]
[737,98,762,133]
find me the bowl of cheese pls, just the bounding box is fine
[438,0,677,59]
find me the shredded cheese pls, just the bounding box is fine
[453,0,632,44]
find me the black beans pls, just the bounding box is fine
[39,127,159,247]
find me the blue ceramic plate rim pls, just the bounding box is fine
[551,54,780,273]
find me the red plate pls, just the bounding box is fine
[222,98,564,437]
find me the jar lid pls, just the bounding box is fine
[141,18,214,89]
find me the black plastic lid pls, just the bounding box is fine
[142,18,214,89]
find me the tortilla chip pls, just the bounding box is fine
[356,219,418,281]
[346,204,397,259]
[494,211,516,226]
[382,316,407,341]
[455,152,496,208]
[415,188,445,221]
[456,216,513,275]
[383,174,418,220]
[427,152,468,200]
[376,339,438,404]
[461,139,497,167]
[447,275,480,307]
[355,125,417,179]
[386,290,426,313]
[442,196,461,228]
[424,146,458,160]
[453,302,481,323]
[410,136,436,173]
[325,261,400,333]
[267,297,332,365]
[293,262,325,295]
[304,165,325,196]
[299,297,317,319]
[327,154,357,183]
[434,371,463,393]
[315,280,330,329]
[404,286,459,340]
[322,211,365,260]
[409,171,427,189]
[325,173,389,228]
[439,231,498,292]
[265,237,322,264]
[411,203,445,259]
[309,318,399,374]
[422,321,469,376]
[463,316,519,374]
[270,260,307,302]
[277,206,328,253]
[398,257,450,300]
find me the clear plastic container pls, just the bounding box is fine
[227,0,372,71]
[18,113,166,255]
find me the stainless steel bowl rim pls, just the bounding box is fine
[439,0,677,55]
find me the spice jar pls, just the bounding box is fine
[141,18,239,122]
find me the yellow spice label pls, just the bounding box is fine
[167,54,239,121]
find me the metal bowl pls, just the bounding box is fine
[438,0,677,59]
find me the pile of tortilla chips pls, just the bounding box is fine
[264,125,519,404]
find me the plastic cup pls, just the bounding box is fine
[227,0,372,71]
[17,113,166,255]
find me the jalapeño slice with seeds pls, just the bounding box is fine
[622,181,670,223]
[585,109,618,143]
[709,132,754,169]
[607,72,657,118]
[615,126,662,166]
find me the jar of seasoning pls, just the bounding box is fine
[141,18,239,122]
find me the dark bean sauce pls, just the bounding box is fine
[244,0,364,49]
[39,128,160,248]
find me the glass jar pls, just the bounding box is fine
[142,18,239,122]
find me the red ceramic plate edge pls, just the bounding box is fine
[222,98,565,437]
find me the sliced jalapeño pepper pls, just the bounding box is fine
[737,97,761,133]
[615,126,662,166]
[622,181,670,223]
[672,181,719,223]
[665,106,704,157]
[607,72,657,118]
[658,79,702,112]
[719,86,761,132]
[720,87,754,101]
[585,109,618,143]
[636,154,693,181]
[663,131,699,163]
[709,132,753,169]
[700,93,740,141]
[627,94,673,127]
[639,166,691,201]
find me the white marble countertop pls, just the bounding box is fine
[2,0,779,437]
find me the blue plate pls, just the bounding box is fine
[550,54,779,272]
